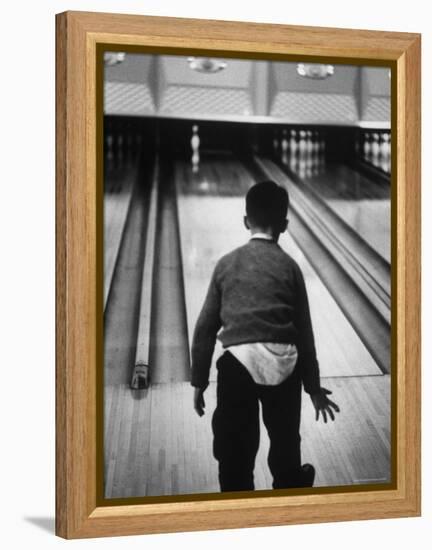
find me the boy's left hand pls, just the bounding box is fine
[193,387,206,417]
[310,387,340,423]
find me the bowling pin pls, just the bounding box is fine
[380,156,390,173]
[281,129,289,154]
[290,153,298,174]
[306,130,314,155]
[363,132,371,159]
[306,152,313,178]
[290,129,298,156]
[371,132,380,160]
[380,132,390,157]
[298,130,307,156]
[106,133,114,162]
[312,146,320,176]
[298,156,307,179]
[191,124,200,173]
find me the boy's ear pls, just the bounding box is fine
[244,216,250,230]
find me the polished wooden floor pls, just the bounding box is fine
[105,375,390,497]
[104,153,391,499]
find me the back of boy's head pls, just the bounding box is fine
[245,180,289,229]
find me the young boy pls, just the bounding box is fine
[191,180,339,492]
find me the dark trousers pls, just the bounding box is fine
[212,351,303,492]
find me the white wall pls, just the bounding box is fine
[0,1,429,548]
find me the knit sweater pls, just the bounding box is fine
[190,238,321,395]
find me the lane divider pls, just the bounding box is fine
[130,157,159,390]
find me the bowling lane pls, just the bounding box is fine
[175,157,255,381]
[104,171,148,387]
[175,155,382,379]
[148,160,190,383]
[285,158,391,263]
[104,160,138,309]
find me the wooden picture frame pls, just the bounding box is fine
[55,10,421,539]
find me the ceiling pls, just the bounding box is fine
[104,54,391,127]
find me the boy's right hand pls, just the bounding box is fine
[310,387,340,423]
[193,387,206,417]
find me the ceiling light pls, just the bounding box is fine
[104,52,126,66]
[297,63,334,79]
[187,57,227,73]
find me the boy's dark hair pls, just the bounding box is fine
[245,180,289,228]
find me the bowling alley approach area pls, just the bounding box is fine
[103,54,392,499]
